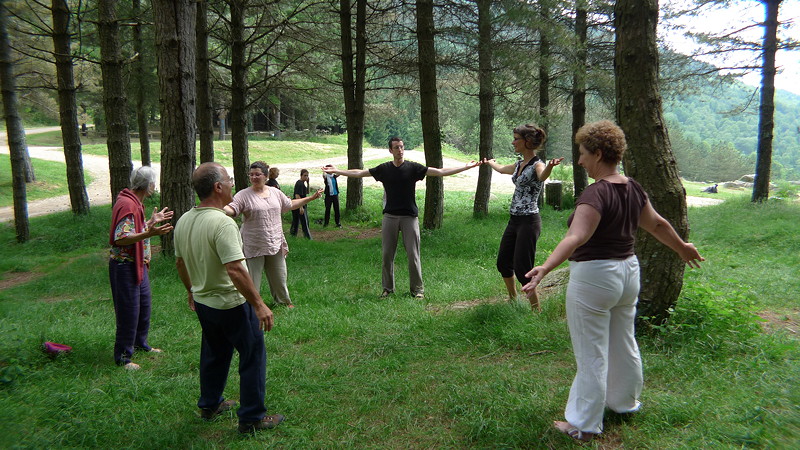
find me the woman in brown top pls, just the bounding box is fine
[522,120,704,442]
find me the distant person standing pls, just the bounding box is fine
[266,167,281,190]
[322,137,480,299]
[483,124,563,311]
[290,169,313,239]
[108,166,173,370]
[322,165,342,228]
[174,162,285,434]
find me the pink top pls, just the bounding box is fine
[227,186,293,258]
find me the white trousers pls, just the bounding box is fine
[246,254,292,305]
[565,256,643,434]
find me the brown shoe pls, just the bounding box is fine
[238,414,285,433]
[199,399,237,421]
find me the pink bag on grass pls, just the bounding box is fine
[42,342,72,356]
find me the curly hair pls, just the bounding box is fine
[575,120,627,164]
[268,167,280,179]
[512,124,547,151]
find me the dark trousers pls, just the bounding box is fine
[109,260,152,365]
[324,194,340,226]
[497,214,541,285]
[290,206,312,239]
[194,301,267,422]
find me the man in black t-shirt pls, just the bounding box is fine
[322,137,480,299]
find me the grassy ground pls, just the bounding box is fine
[0,185,798,447]
[0,157,93,207]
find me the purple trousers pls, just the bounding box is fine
[109,260,152,365]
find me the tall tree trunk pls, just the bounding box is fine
[416,0,444,230]
[132,0,151,166]
[98,0,132,204]
[230,0,249,192]
[537,1,551,209]
[571,1,588,198]
[153,0,197,256]
[0,0,29,242]
[752,0,781,203]
[196,0,214,163]
[615,0,688,326]
[472,0,493,218]
[339,0,366,210]
[52,0,89,215]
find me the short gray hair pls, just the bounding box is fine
[130,166,156,191]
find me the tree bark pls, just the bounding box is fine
[752,0,781,203]
[230,0,250,192]
[0,0,29,242]
[98,0,132,204]
[615,0,689,326]
[339,0,366,210]
[52,0,89,215]
[537,1,551,209]
[472,0,493,218]
[196,0,214,163]
[416,0,444,230]
[571,1,588,198]
[133,0,151,166]
[153,0,197,255]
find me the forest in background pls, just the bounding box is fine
[4,0,797,188]
[665,81,800,182]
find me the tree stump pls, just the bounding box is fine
[545,181,562,210]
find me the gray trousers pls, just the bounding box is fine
[246,254,292,305]
[381,214,423,295]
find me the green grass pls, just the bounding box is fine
[0,156,93,207]
[1,172,798,447]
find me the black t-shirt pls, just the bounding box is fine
[293,179,308,198]
[369,160,428,216]
[567,179,648,262]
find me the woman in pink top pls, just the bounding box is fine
[224,161,321,307]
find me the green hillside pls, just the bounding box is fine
[664,81,800,181]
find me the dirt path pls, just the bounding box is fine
[0,131,720,223]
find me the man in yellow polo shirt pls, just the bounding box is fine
[174,162,284,434]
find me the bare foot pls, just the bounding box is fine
[123,362,140,370]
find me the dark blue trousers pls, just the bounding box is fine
[194,301,267,423]
[109,260,152,365]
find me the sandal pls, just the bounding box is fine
[553,421,596,442]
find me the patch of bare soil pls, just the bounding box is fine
[757,309,799,336]
[310,225,382,242]
[0,271,43,290]
[430,267,571,313]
